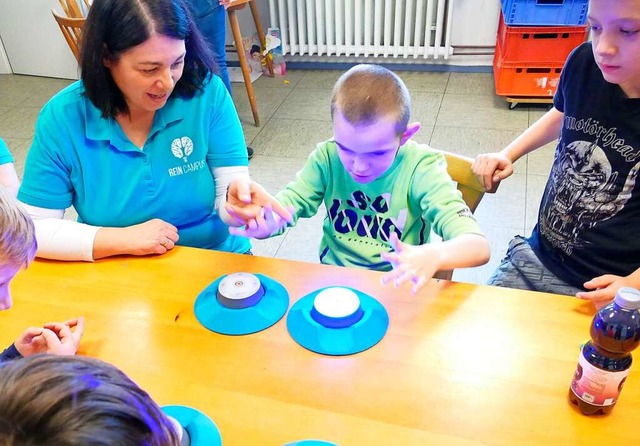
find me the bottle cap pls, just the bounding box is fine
[614,287,640,310]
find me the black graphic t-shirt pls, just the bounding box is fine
[529,43,640,288]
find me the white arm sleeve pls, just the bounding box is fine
[20,203,99,261]
[212,165,250,226]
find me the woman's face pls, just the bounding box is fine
[105,33,186,115]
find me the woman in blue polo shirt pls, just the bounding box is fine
[18,0,288,261]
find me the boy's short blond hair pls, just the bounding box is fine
[0,187,36,267]
[330,64,411,136]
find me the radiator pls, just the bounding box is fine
[267,0,453,60]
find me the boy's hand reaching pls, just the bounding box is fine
[380,233,441,294]
[472,152,514,191]
[229,204,291,239]
[577,274,635,309]
[15,317,85,357]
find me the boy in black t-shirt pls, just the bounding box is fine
[473,0,640,307]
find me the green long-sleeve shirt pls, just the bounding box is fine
[275,139,483,271]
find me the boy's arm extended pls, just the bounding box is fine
[230,144,331,239]
[381,233,490,294]
[472,107,564,191]
[380,149,490,293]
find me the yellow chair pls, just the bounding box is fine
[52,10,85,63]
[57,0,90,19]
[224,0,274,127]
[433,150,497,280]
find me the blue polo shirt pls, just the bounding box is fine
[0,138,14,165]
[18,76,250,253]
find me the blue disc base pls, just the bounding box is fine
[195,273,289,335]
[162,405,222,446]
[286,287,389,356]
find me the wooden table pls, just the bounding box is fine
[3,246,639,445]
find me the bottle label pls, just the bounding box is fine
[570,351,630,406]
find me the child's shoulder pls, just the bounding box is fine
[398,140,445,164]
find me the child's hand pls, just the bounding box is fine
[472,152,513,191]
[380,233,441,294]
[577,274,632,309]
[15,317,85,357]
[229,205,290,239]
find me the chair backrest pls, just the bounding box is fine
[440,150,496,213]
[52,10,85,63]
[58,0,90,18]
[433,149,497,281]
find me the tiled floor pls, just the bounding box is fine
[0,69,556,285]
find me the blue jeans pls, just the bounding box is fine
[488,236,584,296]
[187,1,232,93]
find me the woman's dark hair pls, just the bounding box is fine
[0,355,180,446]
[81,0,216,118]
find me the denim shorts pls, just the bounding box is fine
[488,236,583,296]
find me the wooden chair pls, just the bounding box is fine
[52,10,85,63]
[434,150,498,281]
[57,0,90,18]
[224,0,274,127]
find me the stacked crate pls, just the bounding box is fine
[494,0,589,103]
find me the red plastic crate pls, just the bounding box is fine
[493,41,564,97]
[496,12,587,64]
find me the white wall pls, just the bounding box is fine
[0,0,500,78]
[0,0,80,79]
[0,35,11,74]
[451,0,501,47]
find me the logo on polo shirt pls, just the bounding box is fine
[171,136,194,162]
[168,136,206,178]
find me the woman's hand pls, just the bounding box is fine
[225,179,292,227]
[229,204,291,239]
[94,219,179,258]
[15,317,85,357]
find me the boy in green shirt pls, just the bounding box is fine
[232,64,490,293]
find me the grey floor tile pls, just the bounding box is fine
[249,118,333,159]
[429,126,525,175]
[252,69,305,89]
[295,70,344,90]
[241,121,262,146]
[22,78,75,107]
[446,72,494,95]
[527,141,556,176]
[408,91,444,128]
[272,88,333,121]
[274,210,325,263]
[0,106,41,139]
[528,105,554,126]
[251,233,285,258]
[398,71,450,93]
[1,137,30,178]
[474,172,527,230]
[437,93,530,132]
[231,86,292,126]
[0,106,13,121]
[248,154,307,194]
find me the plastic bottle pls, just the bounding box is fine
[569,287,640,415]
